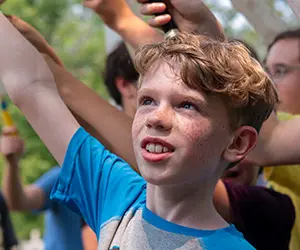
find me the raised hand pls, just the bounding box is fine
[82,0,133,28]
[137,0,225,40]
[83,0,163,49]
[0,127,24,162]
[0,12,80,166]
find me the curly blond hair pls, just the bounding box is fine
[134,33,278,131]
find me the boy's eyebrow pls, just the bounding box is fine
[181,94,207,106]
[137,87,157,97]
[138,87,207,106]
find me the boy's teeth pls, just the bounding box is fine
[146,143,170,153]
[148,143,155,152]
[155,144,163,153]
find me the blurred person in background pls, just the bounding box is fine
[263,28,300,250]
[0,126,85,250]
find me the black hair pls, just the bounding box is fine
[103,42,139,106]
[265,28,300,63]
[267,28,300,53]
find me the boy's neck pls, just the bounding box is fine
[146,180,228,230]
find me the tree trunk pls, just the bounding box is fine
[230,0,287,45]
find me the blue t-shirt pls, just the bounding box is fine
[34,167,83,250]
[51,127,255,250]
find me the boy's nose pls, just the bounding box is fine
[146,106,173,131]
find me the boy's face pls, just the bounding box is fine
[132,62,236,186]
[266,38,300,114]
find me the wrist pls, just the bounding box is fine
[96,7,134,31]
[5,154,20,167]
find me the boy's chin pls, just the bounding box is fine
[140,168,181,187]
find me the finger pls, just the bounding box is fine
[148,14,171,28]
[140,3,166,16]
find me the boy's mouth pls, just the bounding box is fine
[145,143,171,153]
[141,137,175,162]
[141,137,175,153]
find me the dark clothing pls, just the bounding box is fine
[224,181,295,250]
[0,192,18,250]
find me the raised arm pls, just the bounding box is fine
[247,112,300,166]
[0,13,79,165]
[84,0,225,52]
[4,14,63,66]
[43,55,138,170]
[83,0,163,50]
[5,14,138,170]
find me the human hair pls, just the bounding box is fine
[104,41,139,106]
[229,38,260,62]
[135,33,278,132]
[266,28,300,62]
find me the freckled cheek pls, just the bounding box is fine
[132,114,146,139]
[183,122,213,155]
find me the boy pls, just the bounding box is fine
[11,15,293,248]
[0,12,278,248]
[16,1,298,248]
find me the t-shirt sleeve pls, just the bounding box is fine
[51,127,146,236]
[33,166,61,212]
[224,181,295,249]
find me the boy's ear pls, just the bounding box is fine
[115,77,136,99]
[223,126,258,163]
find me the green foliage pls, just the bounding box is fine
[0,0,107,240]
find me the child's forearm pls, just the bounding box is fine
[2,157,28,210]
[61,76,138,171]
[6,12,138,170]
[0,13,79,165]
[194,4,225,41]
[45,57,138,171]
[0,14,49,103]
[113,15,163,50]
[248,113,300,166]
[4,14,64,67]
[93,2,163,51]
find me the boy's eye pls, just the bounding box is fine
[179,102,197,111]
[139,96,154,106]
[143,99,153,106]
